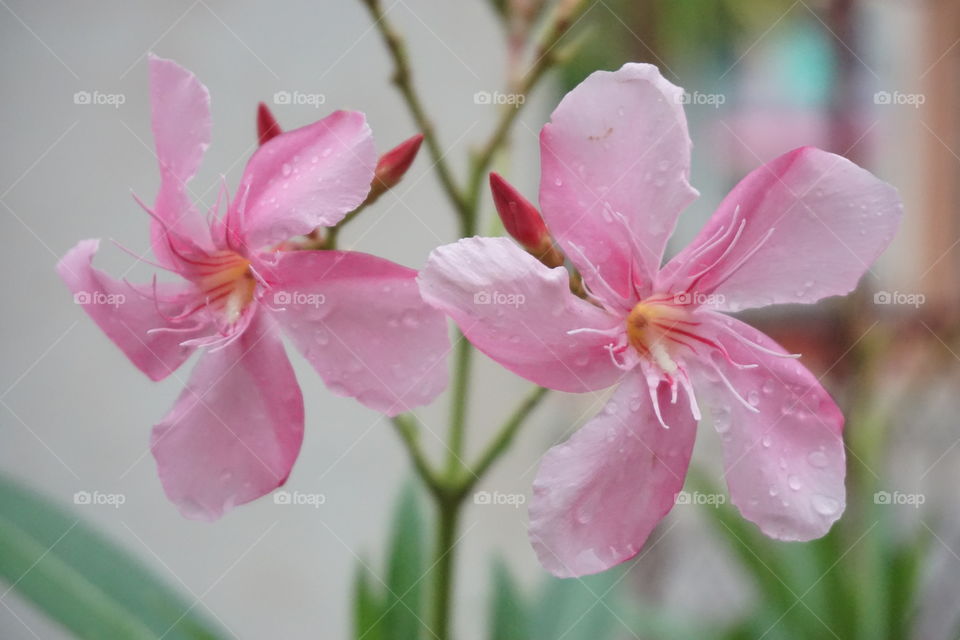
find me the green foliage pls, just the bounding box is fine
[353,482,429,640]
[0,474,224,640]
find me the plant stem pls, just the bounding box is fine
[461,385,549,490]
[360,0,471,226]
[390,414,441,492]
[445,335,473,477]
[430,496,460,639]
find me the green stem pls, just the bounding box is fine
[360,0,471,225]
[464,0,592,213]
[461,386,549,490]
[430,497,460,640]
[445,335,474,477]
[390,414,441,493]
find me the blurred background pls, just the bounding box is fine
[1,0,958,638]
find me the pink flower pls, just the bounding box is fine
[418,63,902,577]
[58,56,449,520]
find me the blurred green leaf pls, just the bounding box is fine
[382,482,427,640]
[532,568,623,640]
[0,474,223,640]
[353,560,386,640]
[489,560,529,640]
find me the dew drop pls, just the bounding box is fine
[747,390,760,407]
[788,475,802,491]
[807,451,829,468]
[812,494,839,516]
[281,163,292,177]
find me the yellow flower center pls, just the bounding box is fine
[625,297,696,374]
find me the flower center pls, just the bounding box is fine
[625,296,699,374]
[191,251,257,324]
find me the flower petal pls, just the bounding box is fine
[529,371,697,577]
[57,239,205,381]
[234,111,376,251]
[268,250,449,415]
[695,314,846,541]
[148,54,213,265]
[659,147,903,312]
[539,63,698,300]
[151,310,304,520]
[418,237,623,393]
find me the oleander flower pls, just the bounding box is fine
[418,63,902,577]
[58,55,449,520]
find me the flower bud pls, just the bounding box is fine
[368,134,424,201]
[489,172,564,267]
[256,102,282,146]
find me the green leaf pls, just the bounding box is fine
[488,560,529,640]
[382,482,427,640]
[353,560,386,640]
[532,569,623,640]
[0,474,223,640]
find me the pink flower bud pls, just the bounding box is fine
[370,134,423,197]
[256,102,282,146]
[490,172,564,268]
[489,172,548,248]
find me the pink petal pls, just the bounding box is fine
[696,314,846,540]
[418,237,623,393]
[151,310,304,520]
[148,54,214,265]
[268,250,449,415]
[539,63,698,301]
[57,239,205,381]
[529,371,697,577]
[233,111,376,251]
[659,147,902,312]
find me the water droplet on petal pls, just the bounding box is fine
[807,451,829,468]
[788,475,802,491]
[812,494,839,516]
